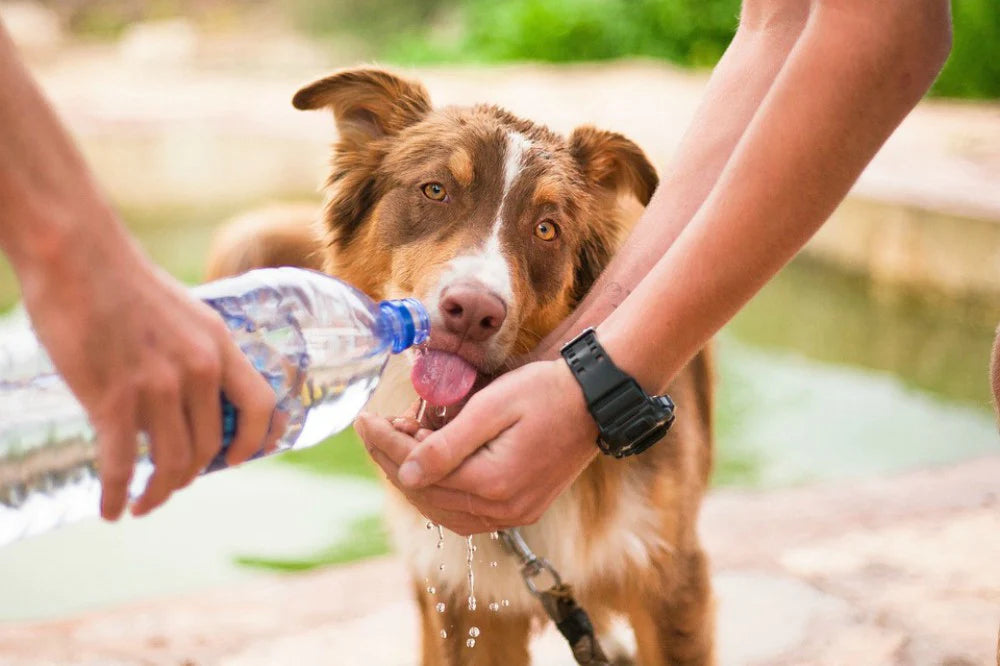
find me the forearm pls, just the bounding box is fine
[599,1,952,392]
[537,3,809,357]
[0,21,127,276]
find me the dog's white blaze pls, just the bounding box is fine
[425,131,532,312]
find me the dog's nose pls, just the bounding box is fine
[439,285,507,342]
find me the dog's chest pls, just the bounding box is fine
[366,355,670,612]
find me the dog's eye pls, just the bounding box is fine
[421,182,448,202]
[534,220,559,242]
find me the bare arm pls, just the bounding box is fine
[0,22,277,519]
[598,0,953,393]
[537,0,811,357]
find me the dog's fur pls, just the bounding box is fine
[206,68,715,666]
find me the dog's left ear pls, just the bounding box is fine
[292,68,432,147]
[568,127,658,304]
[569,126,658,205]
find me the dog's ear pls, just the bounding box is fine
[293,69,431,249]
[292,68,431,146]
[569,126,658,205]
[568,126,656,304]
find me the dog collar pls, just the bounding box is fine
[560,328,675,458]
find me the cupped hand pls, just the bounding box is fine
[17,222,278,520]
[356,359,599,535]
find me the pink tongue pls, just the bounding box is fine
[411,350,478,407]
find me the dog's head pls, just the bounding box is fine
[294,68,657,407]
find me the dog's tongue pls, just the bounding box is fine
[411,350,478,407]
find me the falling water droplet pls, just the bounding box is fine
[489,561,498,568]
[490,531,499,540]
[426,521,433,530]
[466,638,476,648]
[501,599,511,608]
[437,405,447,419]
[440,629,448,639]
[439,563,445,571]
[417,399,428,424]
[469,627,480,638]
[488,602,500,612]
[435,602,446,613]
[427,586,436,594]
[466,535,477,614]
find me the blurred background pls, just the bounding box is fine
[0,1,998,664]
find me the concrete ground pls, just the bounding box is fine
[1,455,998,666]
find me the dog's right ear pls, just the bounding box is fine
[292,68,431,146]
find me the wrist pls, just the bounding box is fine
[550,358,599,444]
[558,328,676,458]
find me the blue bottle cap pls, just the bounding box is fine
[379,298,431,353]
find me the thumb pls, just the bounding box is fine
[398,392,513,489]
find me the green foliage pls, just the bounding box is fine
[276,429,377,479]
[388,0,740,68]
[234,515,390,571]
[932,0,1000,99]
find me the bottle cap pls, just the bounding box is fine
[379,299,431,353]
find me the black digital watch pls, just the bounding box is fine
[560,328,675,458]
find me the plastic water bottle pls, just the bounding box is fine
[0,267,429,547]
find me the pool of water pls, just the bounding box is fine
[0,214,997,621]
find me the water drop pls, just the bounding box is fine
[466,638,476,648]
[437,405,447,419]
[489,561,498,568]
[417,399,428,424]
[465,535,477,613]
[440,630,448,639]
[426,521,433,530]
[501,599,510,608]
[469,627,480,638]
[490,531,499,540]
[435,602,446,613]
[427,586,436,594]
[439,563,445,571]
[488,602,500,612]
[436,541,444,549]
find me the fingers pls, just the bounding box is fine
[367,447,497,536]
[132,384,190,517]
[182,356,223,484]
[219,340,276,466]
[356,412,420,466]
[95,407,138,521]
[397,392,515,489]
[390,416,422,437]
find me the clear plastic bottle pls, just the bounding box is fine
[0,267,429,547]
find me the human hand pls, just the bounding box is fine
[16,221,278,520]
[357,359,599,535]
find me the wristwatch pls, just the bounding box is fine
[560,328,675,458]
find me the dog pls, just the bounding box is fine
[206,67,715,666]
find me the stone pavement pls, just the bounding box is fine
[1,455,998,665]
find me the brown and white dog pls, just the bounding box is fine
[207,68,715,666]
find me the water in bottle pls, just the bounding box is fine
[0,267,429,547]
